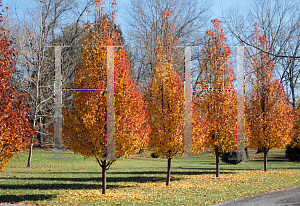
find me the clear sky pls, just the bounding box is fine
[114,0,247,39]
[2,0,247,40]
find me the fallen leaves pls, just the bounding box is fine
[55,170,300,205]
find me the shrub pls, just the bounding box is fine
[220,152,242,165]
[286,144,300,162]
[150,152,159,158]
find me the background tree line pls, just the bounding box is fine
[1,0,300,177]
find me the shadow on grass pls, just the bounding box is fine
[0,194,56,203]
[0,170,235,186]
[247,159,290,162]
[5,168,234,176]
[0,183,129,190]
[107,170,235,176]
[0,175,171,185]
[173,167,259,171]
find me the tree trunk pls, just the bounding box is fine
[166,157,171,186]
[245,147,250,159]
[102,160,106,194]
[216,152,220,177]
[256,148,263,153]
[27,143,33,168]
[291,80,295,109]
[263,150,268,172]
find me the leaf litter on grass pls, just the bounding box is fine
[56,169,300,205]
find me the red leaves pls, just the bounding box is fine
[246,25,295,170]
[0,1,37,172]
[62,7,150,163]
[111,0,117,7]
[195,19,237,156]
[144,13,207,160]
[162,11,171,18]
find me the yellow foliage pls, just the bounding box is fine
[61,11,150,165]
[195,19,237,156]
[145,24,207,160]
[246,25,295,153]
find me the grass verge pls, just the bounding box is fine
[0,148,299,205]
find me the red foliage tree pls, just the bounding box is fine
[246,24,295,171]
[0,1,37,172]
[61,1,150,194]
[195,19,237,177]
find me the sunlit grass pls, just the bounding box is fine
[0,148,299,205]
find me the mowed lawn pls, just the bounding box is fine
[0,148,300,205]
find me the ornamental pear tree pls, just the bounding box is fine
[195,19,237,177]
[246,24,295,171]
[61,0,150,194]
[145,11,208,186]
[0,2,38,172]
[290,104,300,149]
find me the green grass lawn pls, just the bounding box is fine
[0,148,299,205]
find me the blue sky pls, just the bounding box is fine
[114,0,247,38]
[2,0,247,39]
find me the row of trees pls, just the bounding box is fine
[0,0,299,195]
[55,1,296,194]
[0,2,38,172]
[1,0,298,166]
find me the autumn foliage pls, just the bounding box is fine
[61,1,150,194]
[145,11,207,185]
[195,19,237,177]
[290,106,300,149]
[0,2,37,172]
[246,24,295,171]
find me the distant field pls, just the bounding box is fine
[0,148,299,205]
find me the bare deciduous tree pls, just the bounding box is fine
[2,0,96,167]
[126,0,213,89]
[224,0,300,109]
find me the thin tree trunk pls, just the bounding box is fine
[245,147,250,159]
[216,152,220,177]
[27,56,39,167]
[166,157,171,186]
[256,148,263,153]
[291,80,295,109]
[27,143,33,168]
[263,150,268,172]
[102,160,106,194]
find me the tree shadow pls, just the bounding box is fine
[174,167,259,171]
[0,194,56,203]
[0,175,172,185]
[0,183,129,190]
[108,169,235,176]
[9,168,235,177]
[0,169,229,185]
[272,167,300,169]
[248,159,290,162]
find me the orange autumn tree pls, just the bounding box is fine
[246,25,294,171]
[0,2,37,172]
[145,11,207,186]
[62,1,150,194]
[195,19,237,177]
[290,105,300,149]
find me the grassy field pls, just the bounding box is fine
[0,148,299,205]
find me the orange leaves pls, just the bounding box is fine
[246,25,294,150]
[0,9,36,171]
[245,25,294,170]
[145,14,207,160]
[145,36,184,159]
[195,19,237,157]
[62,8,150,163]
[162,11,171,18]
